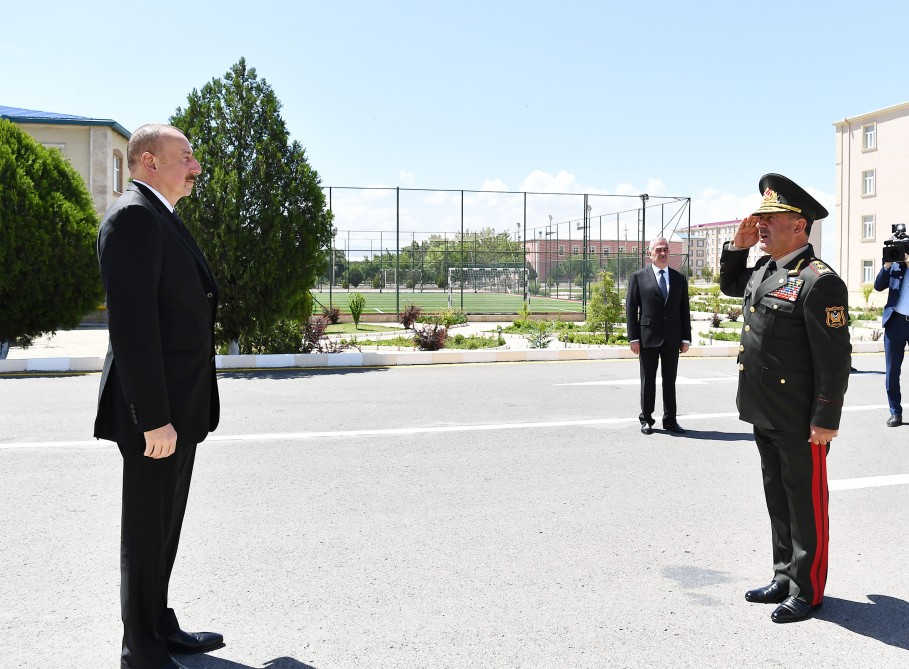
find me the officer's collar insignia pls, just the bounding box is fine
[768,278,805,302]
[787,258,806,276]
[826,306,847,328]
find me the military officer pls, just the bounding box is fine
[719,173,851,623]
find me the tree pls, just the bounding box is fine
[0,120,104,358]
[171,58,333,352]
[586,271,624,334]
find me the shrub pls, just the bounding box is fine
[400,303,422,329]
[445,333,501,350]
[217,318,304,354]
[436,273,448,289]
[710,313,723,328]
[405,278,415,289]
[372,275,385,290]
[321,305,341,324]
[526,320,554,349]
[348,267,363,288]
[726,307,742,322]
[303,316,331,353]
[424,308,467,328]
[414,323,447,351]
[348,292,366,328]
[698,330,740,342]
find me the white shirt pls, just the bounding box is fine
[131,179,174,213]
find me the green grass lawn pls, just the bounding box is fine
[312,289,583,314]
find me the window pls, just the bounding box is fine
[602,247,610,255]
[588,245,596,254]
[571,245,580,254]
[862,260,874,283]
[862,215,875,240]
[113,150,123,193]
[558,245,565,256]
[863,123,876,151]
[863,169,876,196]
[696,250,704,257]
[42,142,66,156]
[618,246,626,253]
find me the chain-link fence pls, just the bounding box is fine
[315,187,691,317]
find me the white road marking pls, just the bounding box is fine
[1,404,903,494]
[558,376,738,386]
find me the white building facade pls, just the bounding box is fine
[834,100,909,305]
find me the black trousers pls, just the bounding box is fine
[638,341,680,424]
[119,435,197,668]
[753,426,829,606]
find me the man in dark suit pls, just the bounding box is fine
[625,236,692,435]
[95,124,223,668]
[720,173,851,623]
[873,246,909,426]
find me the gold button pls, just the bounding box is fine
[778,278,784,284]
[773,304,778,309]
[739,345,744,352]
[738,363,744,371]
[749,306,756,313]
[744,325,751,332]
[780,379,786,384]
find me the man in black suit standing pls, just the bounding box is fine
[95,124,223,668]
[625,237,692,435]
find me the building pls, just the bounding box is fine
[523,237,688,282]
[834,100,909,304]
[1,105,131,218]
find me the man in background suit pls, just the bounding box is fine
[873,245,909,427]
[625,236,692,435]
[95,124,223,668]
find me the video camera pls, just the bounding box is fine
[883,223,909,263]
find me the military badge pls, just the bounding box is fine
[768,278,805,302]
[810,260,832,275]
[826,306,846,328]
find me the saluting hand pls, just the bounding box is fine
[144,423,178,458]
[733,215,761,249]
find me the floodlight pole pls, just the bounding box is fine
[640,193,649,268]
[329,226,338,311]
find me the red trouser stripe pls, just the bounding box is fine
[809,442,829,605]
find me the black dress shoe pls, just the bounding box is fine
[662,422,686,434]
[887,414,902,427]
[745,580,788,603]
[641,423,653,435]
[165,629,224,654]
[771,596,819,623]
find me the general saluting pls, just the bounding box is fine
[720,173,851,623]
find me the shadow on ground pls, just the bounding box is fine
[817,594,909,651]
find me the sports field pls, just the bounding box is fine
[311,289,583,314]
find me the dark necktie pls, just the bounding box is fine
[764,259,777,280]
[658,269,668,301]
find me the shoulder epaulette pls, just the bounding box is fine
[808,259,833,276]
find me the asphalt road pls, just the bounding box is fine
[1,354,906,668]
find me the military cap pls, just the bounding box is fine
[753,173,828,223]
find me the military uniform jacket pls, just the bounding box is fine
[719,243,851,435]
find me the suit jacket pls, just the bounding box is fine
[719,243,851,434]
[873,262,906,328]
[625,266,692,348]
[94,182,220,445]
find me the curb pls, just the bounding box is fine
[0,341,884,373]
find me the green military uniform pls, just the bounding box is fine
[720,241,851,607]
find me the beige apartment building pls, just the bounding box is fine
[1,105,131,218]
[834,100,909,305]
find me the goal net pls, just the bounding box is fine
[447,267,524,308]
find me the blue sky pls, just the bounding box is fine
[4,0,908,256]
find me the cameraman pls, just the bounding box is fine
[874,240,909,427]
